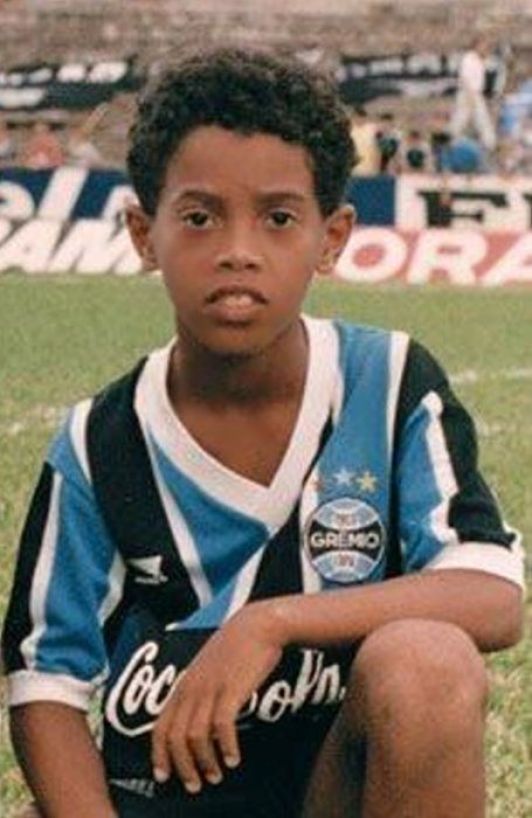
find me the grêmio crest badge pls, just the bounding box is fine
[304,497,386,584]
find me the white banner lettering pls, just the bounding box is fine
[337,228,532,286]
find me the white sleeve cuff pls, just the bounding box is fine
[424,541,525,590]
[7,670,96,711]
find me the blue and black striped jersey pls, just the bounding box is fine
[2,317,523,758]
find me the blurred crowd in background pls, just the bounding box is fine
[348,36,532,178]
[1,0,532,178]
[0,109,106,169]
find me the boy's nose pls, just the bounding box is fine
[215,226,263,271]
[215,251,262,272]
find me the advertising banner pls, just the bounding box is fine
[397,174,532,232]
[0,58,141,111]
[336,51,504,105]
[0,169,398,275]
[1,168,530,283]
[345,175,395,226]
[0,167,141,274]
[336,227,532,286]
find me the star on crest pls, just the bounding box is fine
[311,467,378,495]
[334,467,355,487]
[356,470,378,493]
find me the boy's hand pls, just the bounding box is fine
[151,601,284,793]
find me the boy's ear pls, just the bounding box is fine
[317,204,356,276]
[125,201,158,271]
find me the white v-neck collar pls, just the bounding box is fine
[134,316,339,532]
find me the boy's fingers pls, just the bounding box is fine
[168,729,203,794]
[212,698,241,770]
[187,730,223,785]
[153,718,203,793]
[151,700,182,784]
[186,703,223,785]
[152,695,205,793]
[151,723,171,784]
[151,682,243,790]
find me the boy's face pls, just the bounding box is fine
[128,126,353,359]
[129,126,351,355]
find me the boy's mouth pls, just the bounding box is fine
[206,286,267,305]
[204,285,268,323]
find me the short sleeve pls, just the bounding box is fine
[394,341,524,589]
[1,407,126,710]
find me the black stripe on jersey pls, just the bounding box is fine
[249,503,304,600]
[87,361,200,631]
[249,413,335,600]
[1,464,54,673]
[394,340,448,432]
[387,339,441,578]
[386,489,402,579]
[437,382,514,548]
[394,340,514,551]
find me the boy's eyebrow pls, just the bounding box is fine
[255,190,309,206]
[168,188,310,206]
[168,189,222,207]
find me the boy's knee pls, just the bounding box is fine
[341,619,488,745]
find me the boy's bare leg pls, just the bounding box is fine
[302,619,488,818]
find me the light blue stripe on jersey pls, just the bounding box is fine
[150,438,269,621]
[336,321,391,475]
[172,579,240,630]
[306,323,395,585]
[323,324,392,510]
[396,400,450,570]
[34,414,118,681]
[48,409,80,479]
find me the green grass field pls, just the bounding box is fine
[1,273,531,816]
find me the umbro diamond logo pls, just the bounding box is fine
[129,556,168,585]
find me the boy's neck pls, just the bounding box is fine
[167,320,308,410]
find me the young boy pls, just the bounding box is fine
[2,48,524,818]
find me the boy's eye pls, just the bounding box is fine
[268,210,296,228]
[182,210,212,228]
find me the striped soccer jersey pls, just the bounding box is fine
[2,316,523,781]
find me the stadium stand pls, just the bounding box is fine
[1,0,531,63]
[1,0,532,168]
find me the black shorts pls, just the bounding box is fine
[109,717,333,818]
[110,783,295,818]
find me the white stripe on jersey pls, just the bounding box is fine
[69,398,93,483]
[98,551,127,625]
[426,542,525,589]
[7,669,95,710]
[135,316,339,537]
[299,469,323,594]
[329,322,344,426]
[386,332,410,463]
[331,376,344,427]
[20,472,63,669]
[143,429,213,608]
[282,317,339,522]
[222,544,268,623]
[422,391,460,548]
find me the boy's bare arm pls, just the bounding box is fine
[152,568,522,791]
[10,702,117,818]
[266,568,523,653]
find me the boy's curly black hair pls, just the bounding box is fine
[127,48,355,217]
